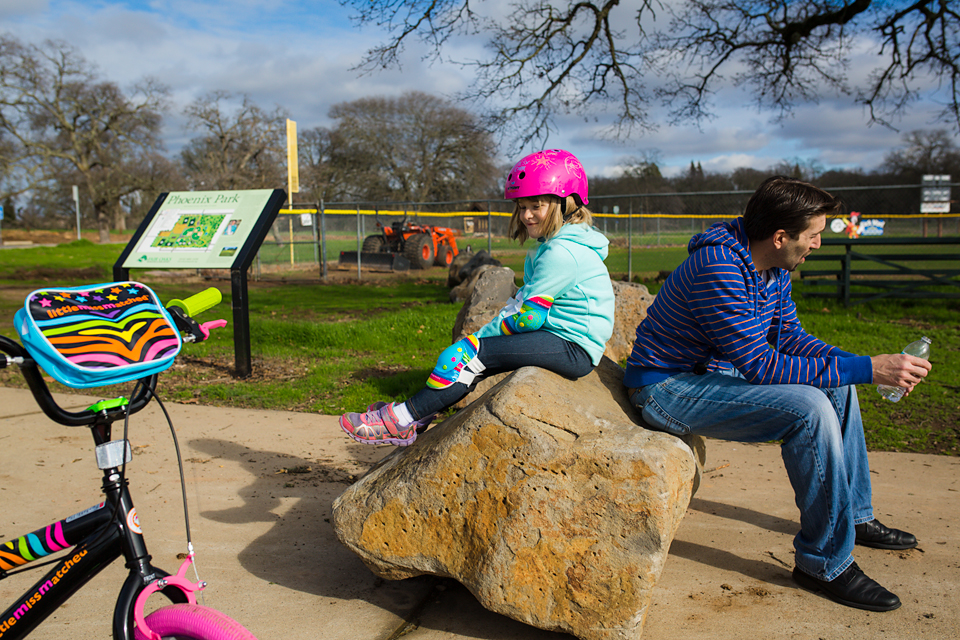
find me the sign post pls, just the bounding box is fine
[286,119,299,267]
[921,175,952,237]
[113,188,284,378]
[72,185,81,240]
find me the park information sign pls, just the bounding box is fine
[120,189,281,270]
[921,175,951,214]
[114,188,284,378]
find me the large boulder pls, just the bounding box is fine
[332,357,705,640]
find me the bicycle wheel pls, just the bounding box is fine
[134,604,257,640]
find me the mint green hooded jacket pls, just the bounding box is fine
[474,223,615,365]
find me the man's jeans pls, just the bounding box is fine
[630,369,874,580]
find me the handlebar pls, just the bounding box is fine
[165,288,225,344]
[0,287,226,428]
[0,334,157,427]
[166,288,222,319]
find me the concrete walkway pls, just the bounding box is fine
[0,387,956,639]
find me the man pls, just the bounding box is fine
[624,176,931,612]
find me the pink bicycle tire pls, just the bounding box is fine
[134,604,257,640]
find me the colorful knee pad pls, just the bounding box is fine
[500,295,553,335]
[427,334,484,389]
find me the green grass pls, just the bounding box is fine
[167,293,460,414]
[786,285,959,454]
[0,240,115,283]
[1,236,957,455]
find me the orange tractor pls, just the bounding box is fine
[339,217,461,271]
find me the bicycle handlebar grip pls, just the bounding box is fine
[167,288,222,318]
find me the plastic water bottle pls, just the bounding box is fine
[877,336,931,403]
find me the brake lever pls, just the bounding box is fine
[197,319,228,342]
[167,306,227,343]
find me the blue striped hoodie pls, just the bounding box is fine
[623,218,873,388]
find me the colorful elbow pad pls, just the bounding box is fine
[500,296,554,335]
[427,334,484,389]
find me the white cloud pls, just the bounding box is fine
[0,0,48,19]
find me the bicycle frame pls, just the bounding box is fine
[0,336,187,640]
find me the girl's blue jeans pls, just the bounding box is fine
[630,368,874,581]
[406,331,593,421]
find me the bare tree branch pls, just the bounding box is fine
[863,0,960,130]
[341,0,960,148]
[180,91,288,190]
[0,34,168,238]
[322,91,499,203]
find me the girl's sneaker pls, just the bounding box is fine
[367,402,436,434]
[340,402,417,446]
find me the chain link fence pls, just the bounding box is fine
[254,183,960,279]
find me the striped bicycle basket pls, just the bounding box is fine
[15,282,182,388]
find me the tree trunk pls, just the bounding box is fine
[97,207,111,244]
[113,203,127,232]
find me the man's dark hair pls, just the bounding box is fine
[743,176,843,242]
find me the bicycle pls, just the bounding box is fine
[0,281,257,640]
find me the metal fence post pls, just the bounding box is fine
[487,201,493,254]
[288,215,294,267]
[355,204,362,280]
[320,199,327,281]
[842,245,852,307]
[311,204,319,268]
[628,200,633,282]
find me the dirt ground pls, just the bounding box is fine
[2,387,958,640]
[0,227,133,245]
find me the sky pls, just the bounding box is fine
[3,0,958,180]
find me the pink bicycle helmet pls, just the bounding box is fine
[504,149,589,206]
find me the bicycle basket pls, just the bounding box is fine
[14,281,182,389]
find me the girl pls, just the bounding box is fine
[339,149,615,445]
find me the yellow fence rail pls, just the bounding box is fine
[280,208,960,221]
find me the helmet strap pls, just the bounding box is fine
[562,207,582,223]
[561,197,584,223]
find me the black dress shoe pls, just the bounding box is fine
[855,519,918,550]
[793,563,901,611]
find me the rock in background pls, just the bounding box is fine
[450,266,518,337]
[604,280,654,363]
[333,358,705,640]
[448,248,504,295]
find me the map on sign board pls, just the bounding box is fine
[123,190,276,269]
[146,212,229,251]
